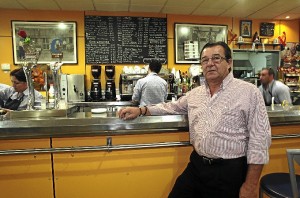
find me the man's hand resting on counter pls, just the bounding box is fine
[118,106,150,120]
[118,107,140,120]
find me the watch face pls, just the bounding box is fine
[260,23,275,37]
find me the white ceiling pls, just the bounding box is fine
[0,0,300,20]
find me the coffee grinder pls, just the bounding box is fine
[105,65,116,101]
[90,65,102,101]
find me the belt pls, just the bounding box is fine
[191,150,247,166]
[200,155,223,165]
[193,152,246,166]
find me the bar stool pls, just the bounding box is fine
[259,149,300,198]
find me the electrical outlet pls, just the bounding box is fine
[1,63,10,71]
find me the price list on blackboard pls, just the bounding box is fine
[85,16,167,64]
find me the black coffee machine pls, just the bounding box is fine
[105,65,116,101]
[90,65,102,101]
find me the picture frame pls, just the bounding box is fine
[175,23,227,64]
[240,20,252,38]
[12,21,77,64]
[260,22,275,36]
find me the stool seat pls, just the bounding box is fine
[260,173,300,198]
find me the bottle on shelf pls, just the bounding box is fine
[48,84,55,109]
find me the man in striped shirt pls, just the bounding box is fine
[119,41,271,198]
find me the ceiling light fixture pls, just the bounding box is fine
[285,16,290,19]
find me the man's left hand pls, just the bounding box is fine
[239,182,258,198]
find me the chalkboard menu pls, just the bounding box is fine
[85,15,167,64]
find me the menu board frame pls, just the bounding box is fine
[84,15,167,64]
[260,22,275,37]
[12,21,77,64]
[175,23,227,64]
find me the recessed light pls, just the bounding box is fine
[286,16,290,19]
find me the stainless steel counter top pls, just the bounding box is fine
[0,113,189,139]
[1,104,300,140]
[267,105,300,126]
[71,101,135,107]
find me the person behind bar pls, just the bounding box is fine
[119,41,271,198]
[132,59,167,106]
[0,68,43,110]
[259,67,291,106]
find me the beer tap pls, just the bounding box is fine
[22,51,39,111]
[49,62,63,109]
[22,61,36,110]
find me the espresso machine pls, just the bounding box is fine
[90,65,102,101]
[119,74,146,101]
[105,65,116,101]
[159,73,175,100]
[119,73,175,101]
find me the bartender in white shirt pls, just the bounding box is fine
[0,68,43,110]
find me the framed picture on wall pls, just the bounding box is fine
[12,21,77,64]
[240,20,252,38]
[174,23,227,64]
[260,22,275,36]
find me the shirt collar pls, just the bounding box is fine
[23,88,29,96]
[148,72,157,76]
[268,80,275,90]
[204,72,234,91]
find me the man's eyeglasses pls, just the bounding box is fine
[200,55,227,65]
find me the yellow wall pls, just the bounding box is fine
[0,9,299,90]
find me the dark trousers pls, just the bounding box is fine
[168,150,248,198]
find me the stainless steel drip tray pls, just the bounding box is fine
[8,109,69,119]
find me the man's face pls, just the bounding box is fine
[259,69,271,86]
[201,46,231,82]
[10,76,27,93]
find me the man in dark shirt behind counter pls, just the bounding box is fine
[132,59,168,106]
[119,41,271,198]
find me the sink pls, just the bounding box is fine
[8,109,68,119]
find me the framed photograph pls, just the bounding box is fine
[175,23,227,64]
[12,21,77,64]
[240,20,252,38]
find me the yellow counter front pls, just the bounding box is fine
[0,132,192,198]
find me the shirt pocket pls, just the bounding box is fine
[219,106,246,130]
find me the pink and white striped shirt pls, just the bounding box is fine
[148,73,271,164]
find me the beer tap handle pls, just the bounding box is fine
[73,85,78,93]
[43,71,48,102]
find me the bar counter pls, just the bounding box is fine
[1,104,300,198]
[0,104,300,140]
